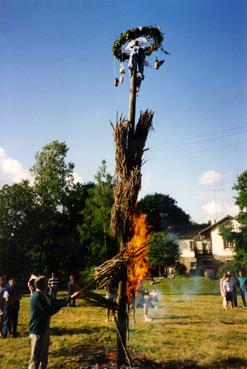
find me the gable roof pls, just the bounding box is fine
[178,215,236,240]
[198,215,235,235]
[178,224,209,239]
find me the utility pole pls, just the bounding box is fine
[208,188,225,222]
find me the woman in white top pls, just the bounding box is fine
[222,274,234,309]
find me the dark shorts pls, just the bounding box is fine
[225,292,233,301]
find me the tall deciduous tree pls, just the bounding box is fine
[137,193,191,232]
[148,231,179,276]
[29,140,89,275]
[31,140,74,208]
[233,170,247,257]
[220,170,247,259]
[0,181,40,276]
[79,160,117,267]
[234,170,247,228]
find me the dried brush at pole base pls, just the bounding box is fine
[94,243,147,290]
[110,110,154,244]
[75,289,118,310]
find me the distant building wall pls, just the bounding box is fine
[211,227,234,259]
[178,216,239,272]
[210,219,238,261]
[180,239,195,258]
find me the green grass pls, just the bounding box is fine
[1,277,247,369]
[152,275,220,295]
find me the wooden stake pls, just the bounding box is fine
[128,71,137,139]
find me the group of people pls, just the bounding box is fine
[220,270,247,309]
[28,273,78,306]
[0,275,22,338]
[4,269,246,368]
[1,272,80,369]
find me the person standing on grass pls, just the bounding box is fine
[28,275,80,369]
[67,275,77,307]
[48,272,59,298]
[219,273,227,308]
[105,278,117,323]
[237,271,247,308]
[8,278,22,338]
[143,289,152,322]
[0,275,10,338]
[222,273,234,309]
[230,272,238,307]
[0,276,7,337]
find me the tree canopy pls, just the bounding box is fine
[78,160,117,268]
[220,170,247,261]
[136,193,191,232]
[0,141,193,284]
[31,140,75,208]
[148,231,179,276]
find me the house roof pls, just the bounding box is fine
[178,224,209,239]
[178,215,236,240]
[198,215,235,235]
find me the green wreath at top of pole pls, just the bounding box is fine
[112,26,164,62]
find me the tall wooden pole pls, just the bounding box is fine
[128,71,137,139]
[117,70,137,369]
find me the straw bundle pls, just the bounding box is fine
[94,243,147,290]
[110,110,154,244]
[79,289,118,310]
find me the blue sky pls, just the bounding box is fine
[0,0,246,222]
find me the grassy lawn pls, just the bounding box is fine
[1,277,247,369]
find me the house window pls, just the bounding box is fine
[189,241,194,251]
[224,240,235,249]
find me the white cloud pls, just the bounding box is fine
[0,147,32,187]
[201,192,239,222]
[199,170,224,186]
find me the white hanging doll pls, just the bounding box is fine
[125,37,148,78]
[154,58,164,70]
[119,63,125,84]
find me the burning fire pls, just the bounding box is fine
[126,213,150,300]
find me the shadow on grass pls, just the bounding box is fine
[51,355,247,369]
[50,340,247,369]
[50,326,103,336]
[163,315,191,320]
[207,357,247,368]
[150,317,207,325]
[142,357,247,368]
[150,315,191,322]
[219,320,236,325]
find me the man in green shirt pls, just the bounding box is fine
[28,275,80,369]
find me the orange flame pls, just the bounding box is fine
[126,213,150,300]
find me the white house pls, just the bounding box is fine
[178,215,239,273]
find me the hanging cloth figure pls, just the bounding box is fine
[119,62,125,85]
[125,37,148,79]
[154,58,165,70]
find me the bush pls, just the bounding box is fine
[218,259,247,277]
[79,266,94,286]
